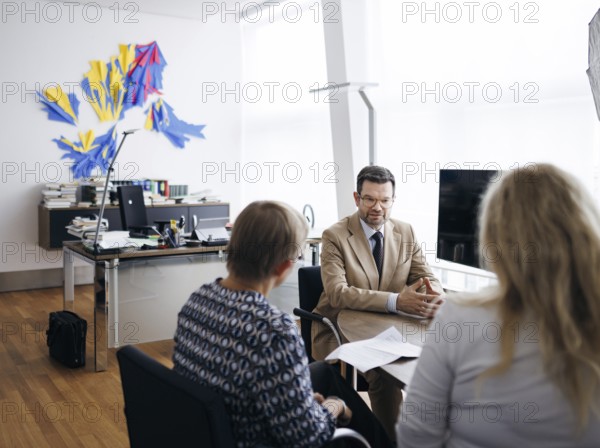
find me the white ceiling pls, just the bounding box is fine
[91,0,255,21]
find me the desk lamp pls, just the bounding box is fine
[92,129,139,255]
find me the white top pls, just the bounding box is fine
[396,296,600,448]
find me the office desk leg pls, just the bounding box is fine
[108,259,119,349]
[309,242,321,266]
[94,259,118,372]
[63,247,75,311]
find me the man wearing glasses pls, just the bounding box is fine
[311,165,444,441]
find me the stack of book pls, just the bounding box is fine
[41,183,78,208]
[168,184,189,198]
[111,179,178,206]
[77,178,112,207]
[149,179,169,197]
[66,216,109,239]
[176,190,220,204]
[113,179,170,197]
[81,231,145,253]
[148,193,176,205]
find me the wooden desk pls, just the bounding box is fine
[63,242,228,371]
[336,309,430,385]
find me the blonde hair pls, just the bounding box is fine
[478,163,600,426]
[226,201,308,282]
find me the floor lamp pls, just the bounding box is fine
[310,81,378,165]
[92,129,139,255]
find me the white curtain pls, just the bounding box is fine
[240,0,338,230]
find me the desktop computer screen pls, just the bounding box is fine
[436,169,500,269]
[117,185,148,230]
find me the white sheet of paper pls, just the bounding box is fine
[98,231,131,241]
[325,326,422,372]
[83,231,158,250]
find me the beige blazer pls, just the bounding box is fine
[311,212,443,360]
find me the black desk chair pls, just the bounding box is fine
[117,345,371,448]
[293,266,368,391]
[117,345,235,448]
[293,265,341,363]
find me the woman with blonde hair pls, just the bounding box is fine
[397,164,600,446]
[173,200,392,447]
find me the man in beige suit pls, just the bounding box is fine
[311,165,444,440]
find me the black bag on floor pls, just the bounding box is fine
[46,311,87,368]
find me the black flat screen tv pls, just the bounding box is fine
[437,169,500,269]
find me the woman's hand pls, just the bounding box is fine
[321,396,352,426]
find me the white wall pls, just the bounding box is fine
[0,6,243,274]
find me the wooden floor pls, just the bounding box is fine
[0,286,373,447]
[0,286,174,448]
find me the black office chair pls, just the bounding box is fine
[293,265,341,363]
[117,345,235,448]
[293,266,369,391]
[117,345,371,448]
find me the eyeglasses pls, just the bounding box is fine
[358,195,395,209]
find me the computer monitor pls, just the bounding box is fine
[436,169,501,269]
[117,185,148,230]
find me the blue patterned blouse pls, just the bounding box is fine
[173,279,336,447]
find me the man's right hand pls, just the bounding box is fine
[396,278,442,318]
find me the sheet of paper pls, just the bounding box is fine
[325,326,422,372]
[98,231,131,241]
[83,236,159,252]
[127,237,158,247]
[83,231,156,250]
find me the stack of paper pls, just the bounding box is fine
[81,231,160,251]
[82,231,134,250]
[66,217,108,239]
[325,327,422,372]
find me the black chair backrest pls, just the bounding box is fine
[117,185,148,230]
[298,265,323,362]
[116,345,235,448]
